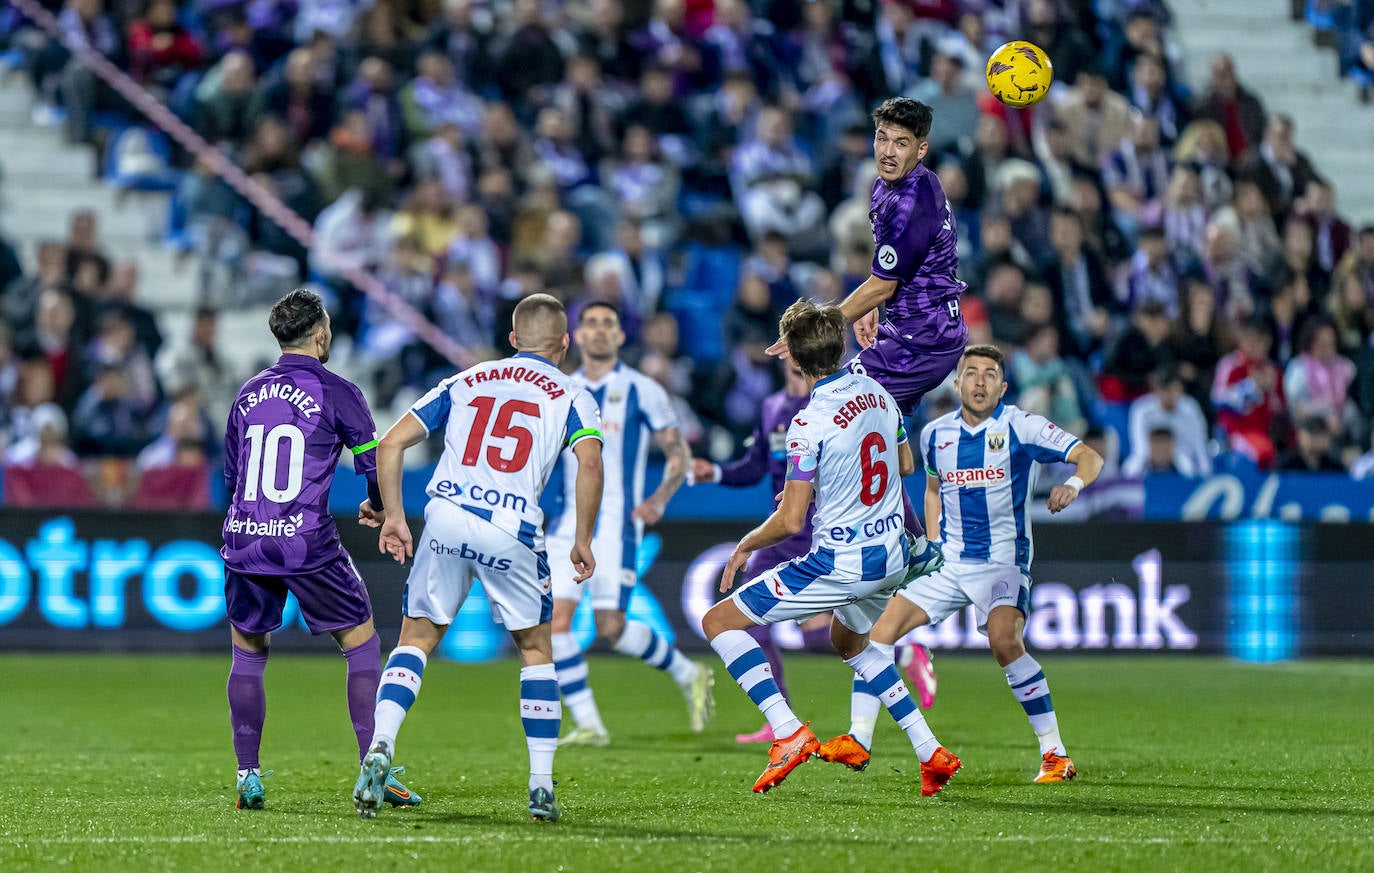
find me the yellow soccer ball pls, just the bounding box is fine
[985,40,1054,108]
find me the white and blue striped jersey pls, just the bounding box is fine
[410,352,602,552]
[920,402,1081,570]
[548,362,677,568]
[782,371,909,582]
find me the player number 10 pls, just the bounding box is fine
[242,423,305,503]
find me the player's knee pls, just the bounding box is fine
[594,610,625,643]
[829,622,865,659]
[988,630,1025,665]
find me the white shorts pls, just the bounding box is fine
[732,549,908,636]
[547,532,636,611]
[898,559,1030,635]
[403,500,552,631]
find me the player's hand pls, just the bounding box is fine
[853,309,879,348]
[691,458,715,484]
[765,336,792,361]
[1046,484,1079,514]
[571,540,596,583]
[720,547,751,593]
[379,516,414,565]
[357,499,385,528]
[632,496,667,525]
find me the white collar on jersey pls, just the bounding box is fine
[957,401,1007,433]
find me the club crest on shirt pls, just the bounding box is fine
[987,432,1007,452]
[608,393,623,404]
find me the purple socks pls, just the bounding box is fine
[901,486,925,539]
[745,624,788,700]
[801,625,833,654]
[342,634,382,763]
[227,645,268,770]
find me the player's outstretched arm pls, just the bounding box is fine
[720,480,812,593]
[375,413,428,564]
[695,420,768,488]
[571,437,604,582]
[635,427,689,524]
[1047,442,1105,514]
[898,440,916,477]
[924,473,943,542]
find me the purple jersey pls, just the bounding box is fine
[869,162,966,349]
[221,354,378,575]
[718,389,815,546]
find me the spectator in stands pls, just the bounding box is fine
[1025,0,1097,87]
[1213,318,1287,469]
[1329,267,1374,355]
[1281,218,1328,301]
[1284,317,1358,440]
[3,402,79,469]
[1068,168,1131,264]
[720,271,779,435]
[86,310,159,409]
[401,52,486,142]
[1103,301,1174,405]
[1128,52,1186,146]
[196,51,258,145]
[1237,115,1317,222]
[1278,415,1346,472]
[1122,364,1212,478]
[1031,119,1084,208]
[1334,224,1374,303]
[65,210,110,284]
[1042,208,1115,359]
[907,51,978,156]
[573,0,638,84]
[1214,180,1282,277]
[72,363,155,458]
[22,288,84,410]
[127,0,205,91]
[52,0,123,144]
[447,203,503,295]
[341,57,405,164]
[730,105,826,253]
[496,0,572,110]
[1173,119,1234,211]
[602,124,681,243]
[996,159,1051,257]
[1123,225,1180,316]
[135,393,208,471]
[1169,278,1232,418]
[433,258,496,359]
[155,307,236,431]
[1265,267,1315,367]
[1200,220,1255,321]
[604,220,667,319]
[310,187,391,291]
[553,53,624,164]
[2,241,66,340]
[101,261,162,359]
[251,48,335,147]
[1157,165,1208,265]
[1057,65,1134,167]
[819,124,873,212]
[391,178,459,259]
[1103,114,1172,240]
[1011,324,1088,436]
[1351,430,1374,480]
[1297,178,1352,278]
[1192,53,1266,162]
[622,64,699,165]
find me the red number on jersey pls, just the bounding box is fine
[462,397,541,472]
[859,431,889,506]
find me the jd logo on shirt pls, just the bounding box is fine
[877,245,898,270]
[428,540,513,572]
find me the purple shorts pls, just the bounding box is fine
[849,321,966,415]
[747,534,812,578]
[225,554,373,636]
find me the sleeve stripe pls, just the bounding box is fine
[349,439,379,455]
[568,427,602,445]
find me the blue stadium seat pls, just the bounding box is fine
[103,126,180,192]
[681,243,742,306]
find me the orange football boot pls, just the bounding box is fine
[816,733,871,771]
[919,746,962,796]
[1034,751,1076,782]
[752,723,820,793]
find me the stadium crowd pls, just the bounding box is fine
[3,0,1374,511]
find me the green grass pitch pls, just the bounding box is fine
[3,653,1372,872]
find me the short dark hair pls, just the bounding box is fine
[579,300,621,324]
[269,288,327,347]
[779,300,846,377]
[957,343,1005,378]
[871,97,932,140]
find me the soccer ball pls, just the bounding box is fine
[985,41,1054,108]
